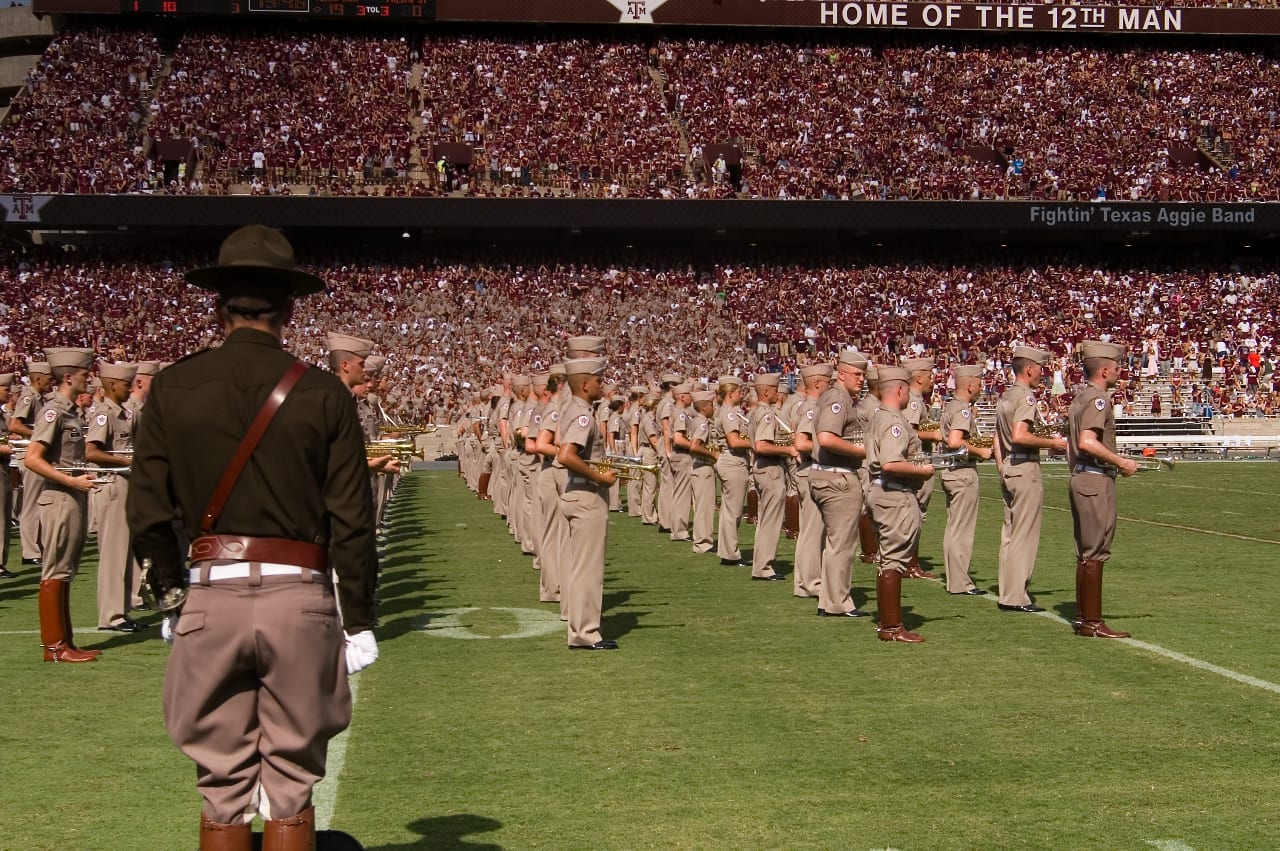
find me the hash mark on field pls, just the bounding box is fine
[1146,841,1196,851]
[979,497,1280,545]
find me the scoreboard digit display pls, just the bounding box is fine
[120,0,434,18]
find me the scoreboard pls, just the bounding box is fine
[122,0,435,17]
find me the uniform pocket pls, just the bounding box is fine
[175,611,206,636]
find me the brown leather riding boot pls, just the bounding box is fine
[875,570,924,643]
[746,489,758,524]
[783,495,800,538]
[1074,559,1130,639]
[262,806,316,851]
[477,472,491,501]
[61,578,102,657]
[199,815,252,851]
[40,579,97,663]
[858,512,879,563]
[905,549,936,580]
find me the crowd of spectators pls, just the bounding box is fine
[5,23,1279,201]
[1,245,1275,421]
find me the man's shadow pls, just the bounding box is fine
[364,814,504,850]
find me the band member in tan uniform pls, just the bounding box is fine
[667,382,695,542]
[865,366,933,643]
[10,359,53,566]
[0,374,13,576]
[638,394,661,525]
[687,390,718,554]
[523,373,551,571]
[556,357,620,650]
[1068,341,1137,638]
[811,351,870,617]
[856,366,881,566]
[24,348,102,663]
[655,372,681,532]
[901,357,940,579]
[749,373,794,581]
[713,376,750,565]
[625,385,647,517]
[938,365,991,595]
[994,346,1067,612]
[534,368,568,611]
[129,226,378,850]
[790,362,832,598]
[87,361,147,632]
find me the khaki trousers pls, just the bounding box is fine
[869,485,920,577]
[20,464,43,560]
[519,458,537,553]
[793,470,824,597]
[0,466,9,569]
[690,464,716,553]
[668,454,693,541]
[560,483,609,647]
[527,461,543,566]
[38,489,86,581]
[626,474,642,517]
[639,446,659,524]
[751,464,785,577]
[657,454,673,529]
[95,477,134,627]
[1069,472,1117,561]
[491,448,509,516]
[715,455,749,561]
[536,466,566,607]
[164,574,350,824]
[998,461,1043,607]
[940,467,981,593]
[811,470,863,611]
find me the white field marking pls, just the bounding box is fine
[1027,608,1280,697]
[978,496,1280,546]
[1146,840,1196,851]
[314,671,361,831]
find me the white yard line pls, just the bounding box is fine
[979,496,1280,546]
[313,672,362,831]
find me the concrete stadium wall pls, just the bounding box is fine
[0,54,36,89]
[0,5,54,40]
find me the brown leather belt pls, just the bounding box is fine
[189,534,328,572]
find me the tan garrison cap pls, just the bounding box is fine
[98,362,138,383]
[136,361,160,377]
[717,374,743,387]
[565,357,607,376]
[660,372,683,386]
[26,360,51,375]
[566,336,607,355]
[326,332,375,358]
[1012,346,1052,365]
[954,365,983,379]
[1081,340,1125,361]
[877,366,911,384]
[489,385,503,397]
[549,363,566,377]
[672,382,693,395]
[0,374,11,388]
[44,348,95,370]
[364,355,386,376]
[628,384,648,395]
[533,372,550,387]
[902,357,935,373]
[799,363,833,379]
[754,373,782,387]
[512,374,531,388]
[865,366,880,383]
[691,390,716,404]
[838,350,870,369]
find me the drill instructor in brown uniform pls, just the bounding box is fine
[1068,341,1137,638]
[25,348,102,663]
[127,226,379,850]
[866,366,933,643]
[938,365,992,595]
[994,346,1066,612]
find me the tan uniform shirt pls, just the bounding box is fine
[868,406,920,487]
[996,384,1040,460]
[813,384,864,470]
[31,394,88,491]
[749,404,783,469]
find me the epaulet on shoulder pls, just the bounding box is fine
[173,348,213,365]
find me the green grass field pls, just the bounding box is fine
[3,462,1279,850]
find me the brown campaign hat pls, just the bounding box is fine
[799,363,833,379]
[565,357,607,376]
[566,336,607,355]
[876,366,911,384]
[838,349,870,369]
[135,361,160,377]
[326,332,375,359]
[186,225,324,296]
[26,360,51,375]
[44,347,95,371]
[691,390,716,404]
[954,365,983,379]
[901,357,935,373]
[98,361,138,383]
[1012,346,1052,365]
[1080,340,1125,361]
[754,372,782,387]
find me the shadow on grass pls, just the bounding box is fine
[364,814,503,850]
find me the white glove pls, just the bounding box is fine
[344,630,379,675]
[161,613,179,644]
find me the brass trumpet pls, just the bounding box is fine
[1112,453,1178,474]
[55,463,130,484]
[1032,421,1068,439]
[588,457,660,482]
[909,449,970,471]
[967,435,994,450]
[773,418,795,447]
[365,440,425,462]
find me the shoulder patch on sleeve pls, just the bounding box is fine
[124,408,133,419]
[890,425,902,439]
[727,412,736,421]
[44,409,57,423]
[577,414,590,428]
[910,401,919,410]
[806,409,815,420]
[95,413,108,426]
[961,409,971,419]
[763,414,772,424]
[1026,394,1036,407]
[549,410,559,422]
[1095,398,1106,411]
[831,402,842,414]
[533,413,542,425]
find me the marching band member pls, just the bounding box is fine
[938,365,991,595]
[687,389,718,555]
[748,373,794,582]
[790,362,832,599]
[713,376,750,565]
[901,356,940,579]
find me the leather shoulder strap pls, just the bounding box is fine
[201,361,309,534]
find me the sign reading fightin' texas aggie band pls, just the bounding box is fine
[32,0,1280,33]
